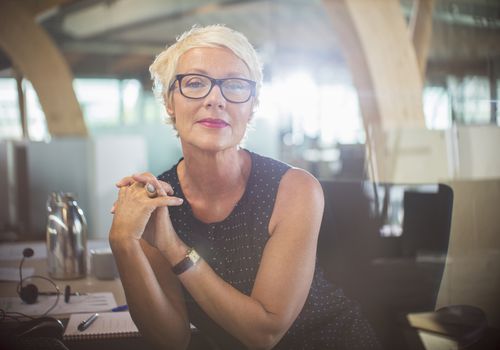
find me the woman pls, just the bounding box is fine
[109,25,379,350]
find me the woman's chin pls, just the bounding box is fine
[181,129,244,153]
[184,138,239,153]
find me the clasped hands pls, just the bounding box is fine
[109,173,183,249]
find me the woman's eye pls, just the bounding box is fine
[184,79,206,89]
[225,80,247,90]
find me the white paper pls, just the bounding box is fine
[64,311,138,338]
[0,267,35,281]
[0,292,117,316]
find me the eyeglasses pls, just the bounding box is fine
[170,73,256,104]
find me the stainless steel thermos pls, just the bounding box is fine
[46,192,87,279]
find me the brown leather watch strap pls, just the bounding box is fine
[172,248,200,275]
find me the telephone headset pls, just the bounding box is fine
[0,247,85,347]
[16,247,79,316]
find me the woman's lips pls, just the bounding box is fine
[197,118,229,129]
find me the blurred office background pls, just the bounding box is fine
[0,0,499,339]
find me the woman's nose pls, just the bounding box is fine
[204,85,226,109]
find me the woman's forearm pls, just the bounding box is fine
[154,229,310,349]
[110,237,191,349]
[177,259,292,350]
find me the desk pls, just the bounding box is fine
[0,241,213,350]
[0,240,126,310]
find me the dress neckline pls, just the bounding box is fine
[173,149,254,226]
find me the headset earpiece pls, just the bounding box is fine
[22,248,34,258]
[18,247,75,310]
[19,283,38,304]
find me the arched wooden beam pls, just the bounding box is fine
[0,0,87,136]
[409,0,435,80]
[322,0,425,131]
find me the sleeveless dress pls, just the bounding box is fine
[158,150,380,350]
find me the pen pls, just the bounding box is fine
[111,304,128,312]
[77,313,99,332]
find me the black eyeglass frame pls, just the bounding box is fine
[169,73,257,104]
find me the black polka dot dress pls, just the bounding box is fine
[158,150,380,350]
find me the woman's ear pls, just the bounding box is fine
[165,93,175,116]
[165,100,177,127]
[166,104,175,117]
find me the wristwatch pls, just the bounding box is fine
[172,247,200,275]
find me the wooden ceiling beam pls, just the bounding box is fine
[322,0,425,131]
[322,0,427,183]
[0,0,87,137]
[410,0,435,80]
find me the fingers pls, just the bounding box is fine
[112,180,182,215]
[157,180,174,196]
[128,181,183,209]
[115,176,135,188]
[150,195,183,207]
[132,172,174,196]
[116,173,174,196]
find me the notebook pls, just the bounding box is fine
[64,311,140,340]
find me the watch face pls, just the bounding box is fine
[188,249,200,263]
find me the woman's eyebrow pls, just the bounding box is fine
[180,69,249,79]
[184,68,208,75]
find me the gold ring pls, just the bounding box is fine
[146,183,157,198]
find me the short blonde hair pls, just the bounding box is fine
[149,24,263,122]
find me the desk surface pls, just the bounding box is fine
[0,240,126,315]
[0,241,218,350]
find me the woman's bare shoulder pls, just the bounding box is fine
[269,167,324,234]
[279,167,323,202]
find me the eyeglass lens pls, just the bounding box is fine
[178,74,254,103]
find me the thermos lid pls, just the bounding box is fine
[47,192,77,210]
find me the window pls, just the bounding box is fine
[0,77,168,140]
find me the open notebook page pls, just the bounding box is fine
[64,311,140,340]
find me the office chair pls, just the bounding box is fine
[317,180,454,349]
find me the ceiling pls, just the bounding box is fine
[2,0,500,84]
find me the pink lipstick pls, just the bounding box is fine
[197,118,229,129]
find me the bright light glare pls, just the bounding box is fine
[265,71,321,143]
[257,70,364,145]
[284,72,320,138]
[74,79,120,125]
[123,79,140,109]
[254,84,279,121]
[0,78,22,139]
[319,85,363,144]
[25,81,48,141]
[423,87,451,130]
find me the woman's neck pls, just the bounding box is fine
[178,146,251,200]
